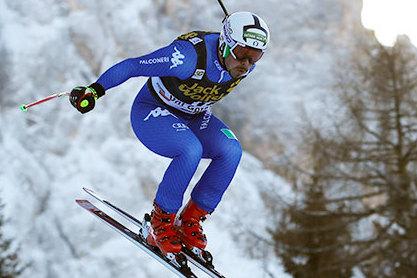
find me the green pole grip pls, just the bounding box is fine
[19,105,28,112]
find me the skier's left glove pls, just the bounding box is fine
[69,83,105,114]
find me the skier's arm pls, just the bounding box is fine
[69,40,197,114]
[96,40,197,90]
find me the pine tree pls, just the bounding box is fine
[0,198,25,278]
[268,37,417,277]
[332,37,417,277]
[269,134,353,278]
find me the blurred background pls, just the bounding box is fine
[1,0,416,277]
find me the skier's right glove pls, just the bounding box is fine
[69,83,105,114]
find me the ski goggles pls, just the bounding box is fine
[226,44,264,64]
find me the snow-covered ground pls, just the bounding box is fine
[1,107,292,277]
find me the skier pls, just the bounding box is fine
[69,11,270,256]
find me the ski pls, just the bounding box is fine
[83,187,226,278]
[76,199,197,278]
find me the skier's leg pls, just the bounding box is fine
[130,89,205,254]
[175,111,242,250]
[187,110,243,212]
[130,90,203,214]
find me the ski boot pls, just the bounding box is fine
[176,200,214,266]
[146,203,183,256]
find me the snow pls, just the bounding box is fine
[0,0,364,277]
[1,114,292,277]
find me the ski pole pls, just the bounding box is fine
[19,91,70,112]
[216,0,229,17]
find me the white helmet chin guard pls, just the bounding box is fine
[219,11,270,57]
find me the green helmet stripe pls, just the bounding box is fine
[243,31,268,44]
[223,45,231,58]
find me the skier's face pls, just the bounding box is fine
[225,55,251,78]
[224,45,263,78]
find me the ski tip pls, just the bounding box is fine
[76,199,96,210]
[76,199,91,206]
[76,199,88,205]
[83,187,94,193]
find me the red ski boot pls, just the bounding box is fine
[146,203,182,255]
[177,200,209,250]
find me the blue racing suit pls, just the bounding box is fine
[95,31,255,213]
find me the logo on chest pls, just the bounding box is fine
[191,69,205,80]
[178,83,226,102]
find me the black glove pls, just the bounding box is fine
[69,83,105,114]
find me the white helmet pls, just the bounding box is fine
[219,11,270,57]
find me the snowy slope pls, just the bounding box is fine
[1,108,292,277]
[0,0,364,277]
